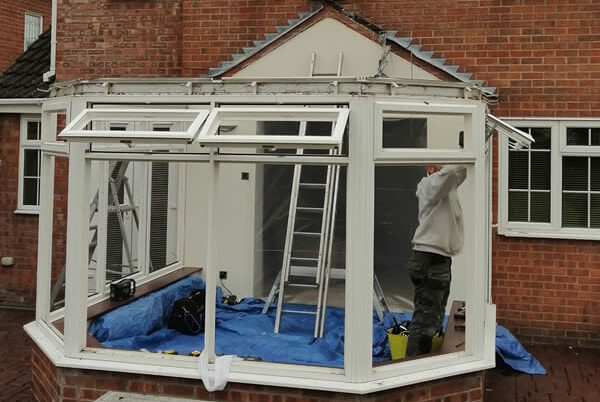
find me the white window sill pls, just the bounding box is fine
[498,226,600,241]
[14,208,40,215]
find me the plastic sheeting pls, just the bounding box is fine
[89,276,545,373]
[495,325,546,375]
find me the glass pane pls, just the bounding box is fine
[27,121,40,140]
[563,157,588,191]
[591,194,600,228]
[562,193,588,228]
[149,161,179,272]
[508,191,528,221]
[530,152,550,190]
[104,161,140,281]
[373,164,471,364]
[211,162,346,366]
[566,127,589,146]
[530,127,551,149]
[383,113,467,151]
[23,149,40,176]
[383,118,427,148]
[591,128,600,146]
[590,158,600,192]
[530,192,551,222]
[508,151,529,189]
[22,178,39,205]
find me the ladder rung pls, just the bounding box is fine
[282,309,317,315]
[290,257,318,263]
[89,225,98,230]
[287,283,319,288]
[107,205,136,213]
[296,207,324,213]
[299,182,326,189]
[293,231,321,237]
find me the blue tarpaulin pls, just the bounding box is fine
[89,276,545,373]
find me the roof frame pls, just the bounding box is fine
[196,107,349,149]
[59,108,209,144]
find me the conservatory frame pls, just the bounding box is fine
[25,78,514,394]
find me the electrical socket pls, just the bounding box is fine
[219,270,227,280]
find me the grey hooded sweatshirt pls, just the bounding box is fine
[412,165,467,257]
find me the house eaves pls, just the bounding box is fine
[209,4,496,97]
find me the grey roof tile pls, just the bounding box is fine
[0,28,52,98]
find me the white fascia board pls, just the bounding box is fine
[197,107,348,149]
[0,99,43,113]
[486,114,534,149]
[59,108,209,144]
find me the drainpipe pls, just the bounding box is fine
[42,0,57,82]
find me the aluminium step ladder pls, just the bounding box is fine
[262,146,341,338]
[50,160,141,308]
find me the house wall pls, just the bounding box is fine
[0,114,68,307]
[31,343,484,402]
[0,115,38,305]
[51,0,600,347]
[0,0,51,72]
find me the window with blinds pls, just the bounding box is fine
[508,127,551,223]
[24,13,42,50]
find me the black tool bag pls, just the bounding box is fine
[168,289,205,335]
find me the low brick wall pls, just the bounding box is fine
[31,344,483,402]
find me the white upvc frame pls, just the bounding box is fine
[374,100,477,162]
[30,92,495,394]
[371,99,492,381]
[16,115,42,214]
[36,98,71,328]
[197,107,349,149]
[498,118,600,240]
[59,109,209,143]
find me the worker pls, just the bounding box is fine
[405,164,467,356]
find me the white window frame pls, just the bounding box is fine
[24,12,43,50]
[197,107,349,149]
[59,109,209,144]
[499,118,600,240]
[28,93,496,394]
[16,115,42,214]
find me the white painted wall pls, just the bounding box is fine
[234,18,438,80]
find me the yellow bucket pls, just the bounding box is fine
[431,333,444,353]
[387,329,409,360]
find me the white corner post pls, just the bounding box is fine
[35,110,58,321]
[63,142,92,356]
[204,150,219,360]
[345,98,375,382]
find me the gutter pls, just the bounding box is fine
[43,0,57,82]
[0,98,44,113]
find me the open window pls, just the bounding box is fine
[59,108,209,144]
[197,107,349,150]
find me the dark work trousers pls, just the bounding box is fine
[405,250,452,356]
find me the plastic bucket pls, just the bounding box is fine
[387,329,409,360]
[431,333,443,353]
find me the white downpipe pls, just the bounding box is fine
[43,0,57,82]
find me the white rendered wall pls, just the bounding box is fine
[233,18,438,80]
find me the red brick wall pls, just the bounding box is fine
[0,115,39,306]
[0,115,68,307]
[0,0,51,73]
[181,0,311,76]
[56,0,184,81]
[31,344,483,402]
